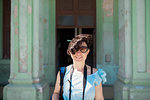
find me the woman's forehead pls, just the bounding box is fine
[81,42,87,46]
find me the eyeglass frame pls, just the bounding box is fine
[78,46,89,53]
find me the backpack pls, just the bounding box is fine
[50,67,66,100]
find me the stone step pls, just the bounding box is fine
[103,86,114,99]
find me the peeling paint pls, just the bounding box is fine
[28,5,32,14]
[147,70,150,73]
[28,72,32,75]
[125,10,128,15]
[43,18,47,24]
[19,46,28,72]
[39,50,43,71]
[147,63,150,67]
[14,6,18,18]
[33,79,40,83]
[20,58,28,72]
[15,51,18,58]
[15,22,18,26]
[13,74,16,78]
[125,20,128,27]
[103,0,113,16]
[39,50,42,59]
[15,28,18,35]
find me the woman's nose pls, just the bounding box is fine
[76,50,81,55]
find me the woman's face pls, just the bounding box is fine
[70,42,90,62]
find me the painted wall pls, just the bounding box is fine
[114,0,150,99]
[96,0,119,85]
[0,0,56,86]
[0,0,119,86]
[117,0,150,84]
[41,0,56,85]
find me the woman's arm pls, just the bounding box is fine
[52,71,61,100]
[95,83,104,100]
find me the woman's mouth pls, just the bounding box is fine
[75,56,82,60]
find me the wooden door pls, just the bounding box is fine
[56,0,96,28]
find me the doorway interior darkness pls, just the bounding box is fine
[3,0,11,59]
[56,0,96,70]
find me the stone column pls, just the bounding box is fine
[114,0,150,100]
[3,0,49,100]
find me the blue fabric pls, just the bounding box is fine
[63,65,107,100]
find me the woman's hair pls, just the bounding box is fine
[67,34,93,55]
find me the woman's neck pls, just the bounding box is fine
[73,62,85,72]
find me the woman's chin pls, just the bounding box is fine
[75,58,83,62]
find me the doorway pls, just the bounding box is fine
[56,0,96,69]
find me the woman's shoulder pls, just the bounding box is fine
[86,64,97,75]
[64,64,73,73]
[66,64,72,69]
[86,65,107,84]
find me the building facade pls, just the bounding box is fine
[0,0,150,100]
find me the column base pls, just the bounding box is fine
[3,80,49,100]
[49,86,54,98]
[114,80,150,100]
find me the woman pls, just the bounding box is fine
[52,34,106,100]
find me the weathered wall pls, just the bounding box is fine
[96,0,119,85]
[117,0,150,85]
[0,0,55,87]
[41,0,56,85]
[114,0,150,99]
[3,0,49,100]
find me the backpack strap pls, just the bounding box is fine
[91,66,93,74]
[69,66,74,100]
[59,67,66,99]
[82,65,87,100]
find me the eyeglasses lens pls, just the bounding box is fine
[80,46,88,53]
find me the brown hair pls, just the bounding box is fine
[67,34,93,55]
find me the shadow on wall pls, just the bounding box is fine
[0,64,10,100]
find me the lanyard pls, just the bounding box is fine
[69,65,87,100]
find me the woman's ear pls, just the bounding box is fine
[87,49,90,55]
[67,50,71,56]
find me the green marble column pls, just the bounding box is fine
[3,0,49,100]
[114,0,150,100]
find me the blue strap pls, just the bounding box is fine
[59,67,66,100]
[60,67,66,85]
[50,67,66,100]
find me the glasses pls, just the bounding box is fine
[79,46,88,53]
